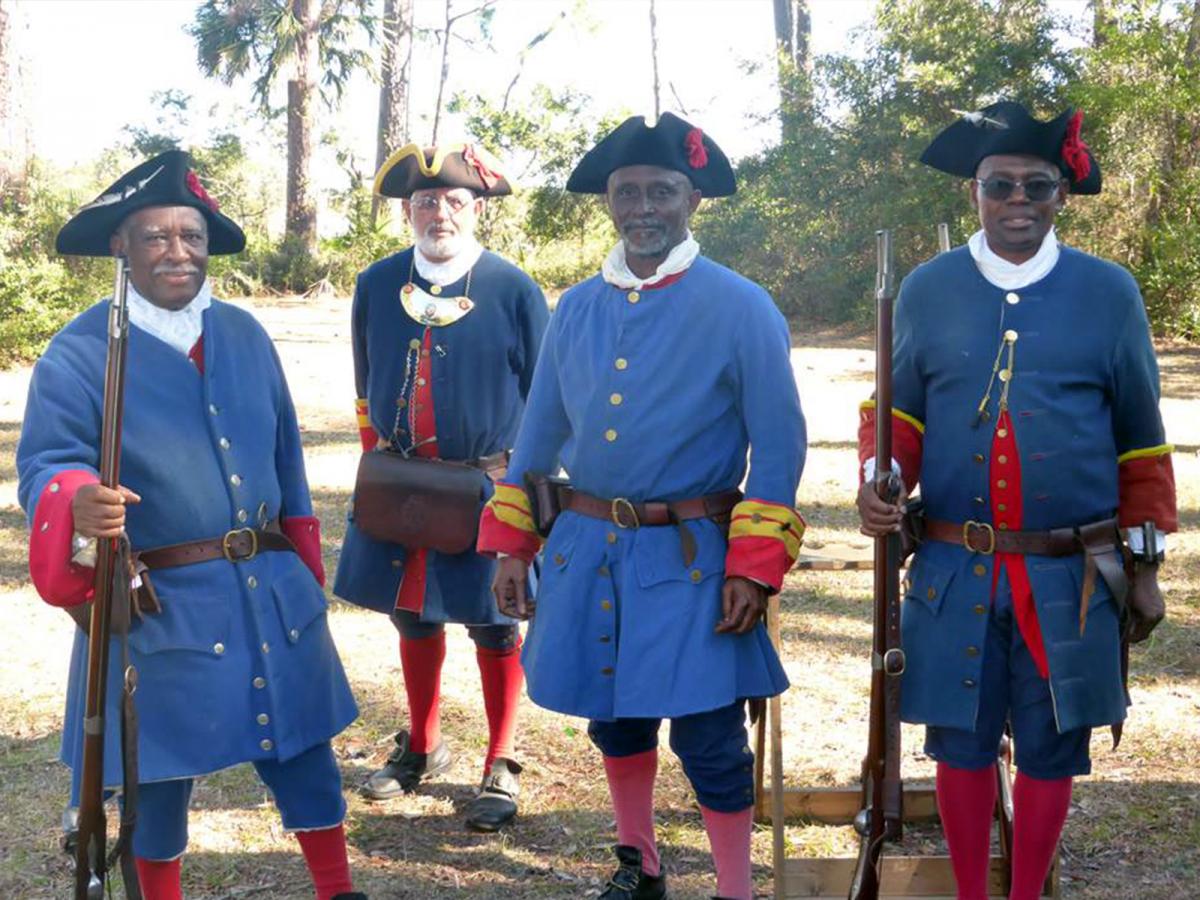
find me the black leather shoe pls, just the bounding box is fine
[361,730,452,800]
[464,758,521,832]
[331,894,368,900]
[597,845,668,899]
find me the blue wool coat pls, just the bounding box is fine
[503,257,804,721]
[894,246,1167,734]
[17,299,358,789]
[333,248,548,623]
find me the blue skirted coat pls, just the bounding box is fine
[333,248,548,623]
[887,246,1173,734]
[17,299,358,790]
[479,257,806,721]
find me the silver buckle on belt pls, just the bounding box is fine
[962,520,996,555]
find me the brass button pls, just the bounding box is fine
[422,349,430,358]
[247,576,258,589]
[997,479,1007,489]
[601,599,612,611]
[213,642,225,655]
[409,338,421,349]
[253,677,266,689]
[237,509,248,523]
[553,553,565,565]
[288,628,300,640]
[598,566,610,577]
[926,587,937,600]
[397,398,407,408]
[614,358,628,370]
[627,291,640,304]
[599,635,611,643]
[998,503,1007,512]
[392,559,402,568]
[966,646,980,658]
[973,496,985,505]
[601,667,614,676]
[1005,292,1020,305]
[230,474,242,486]
[973,453,984,463]
[742,745,752,755]
[605,429,618,442]
[963,678,977,688]
[49,482,60,493]
[417,377,427,386]
[260,739,274,751]
[997,455,1008,464]
[973,604,986,615]
[606,532,617,544]
[610,393,623,405]
[209,403,219,415]
[973,564,986,576]
[1004,329,1019,343]
[257,713,270,726]
[997,428,1008,438]
[690,569,702,583]
[998,369,1011,383]
[998,523,1009,531]
[219,437,231,450]
[429,284,442,295]
[261,641,270,654]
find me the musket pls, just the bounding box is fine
[73,257,141,900]
[848,230,905,900]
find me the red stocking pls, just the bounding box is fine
[295,824,354,900]
[603,749,660,877]
[937,762,997,900]
[476,640,524,772]
[399,632,445,753]
[1010,774,1071,900]
[134,857,183,900]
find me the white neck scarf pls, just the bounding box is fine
[126,280,211,357]
[967,227,1060,290]
[600,231,700,289]
[413,238,483,287]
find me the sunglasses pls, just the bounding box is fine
[975,176,1062,202]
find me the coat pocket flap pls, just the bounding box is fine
[129,595,233,656]
[273,566,329,644]
[904,557,956,616]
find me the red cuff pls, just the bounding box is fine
[858,404,923,493]
[29,469,99,608]
[1118,453,1178,532]
[355,398,376,453]
[282,515,326,586]
[476,505,541,563]
[726,536,793,593]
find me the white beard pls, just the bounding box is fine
[417,231,465,261]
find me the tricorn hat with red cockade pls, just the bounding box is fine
[374,143,513,199]
[566,112,736,197]
[920,100,1101,194]
[56,150,246,257]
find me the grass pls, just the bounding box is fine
[0,293,1195,898]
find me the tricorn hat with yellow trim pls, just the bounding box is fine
[56,150,246,257]
[566,112,736,197]
[375,143,512,199]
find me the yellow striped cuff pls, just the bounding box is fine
[1117,443,1174,464]
[729,500,805,559]
[355,398,370,428]
[860,400,925,434]
[488,483,537,534]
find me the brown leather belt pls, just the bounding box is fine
[924,518,1111,557]
[137,519,297,570]
[561,487,742,529]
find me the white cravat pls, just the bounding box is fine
[126,280,211,356]
[600,231,700,289]
[967,227,1060,290]
[414,238,483,287]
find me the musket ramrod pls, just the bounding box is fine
[847,230,906,900]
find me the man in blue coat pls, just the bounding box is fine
[858,102,1178,900]
[333,143,548,831]
[480,113,806,900]
[17,151,364,899]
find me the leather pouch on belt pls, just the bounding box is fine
[899,497,925,564]
[524,472,570,538]
[65,539,160,635]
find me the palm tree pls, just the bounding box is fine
[189,0,375,256]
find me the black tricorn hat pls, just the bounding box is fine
[56,150,246,256]
[375,143,512,199]
[566,112,736,197]
[920,100,1101,194]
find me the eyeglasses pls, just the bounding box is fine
[975,176,1062,202]
[410,192,475,214]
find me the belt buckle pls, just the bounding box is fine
[611,497,640,529]
[222,527,259,562]
[962,520,996,555]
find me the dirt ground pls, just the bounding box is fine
[0,293,1196,899]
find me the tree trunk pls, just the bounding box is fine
[649,0,661,119]
[372,0,413,224]
[286,0,318,255]
[775,0,811,138]
[432,0,454,145]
